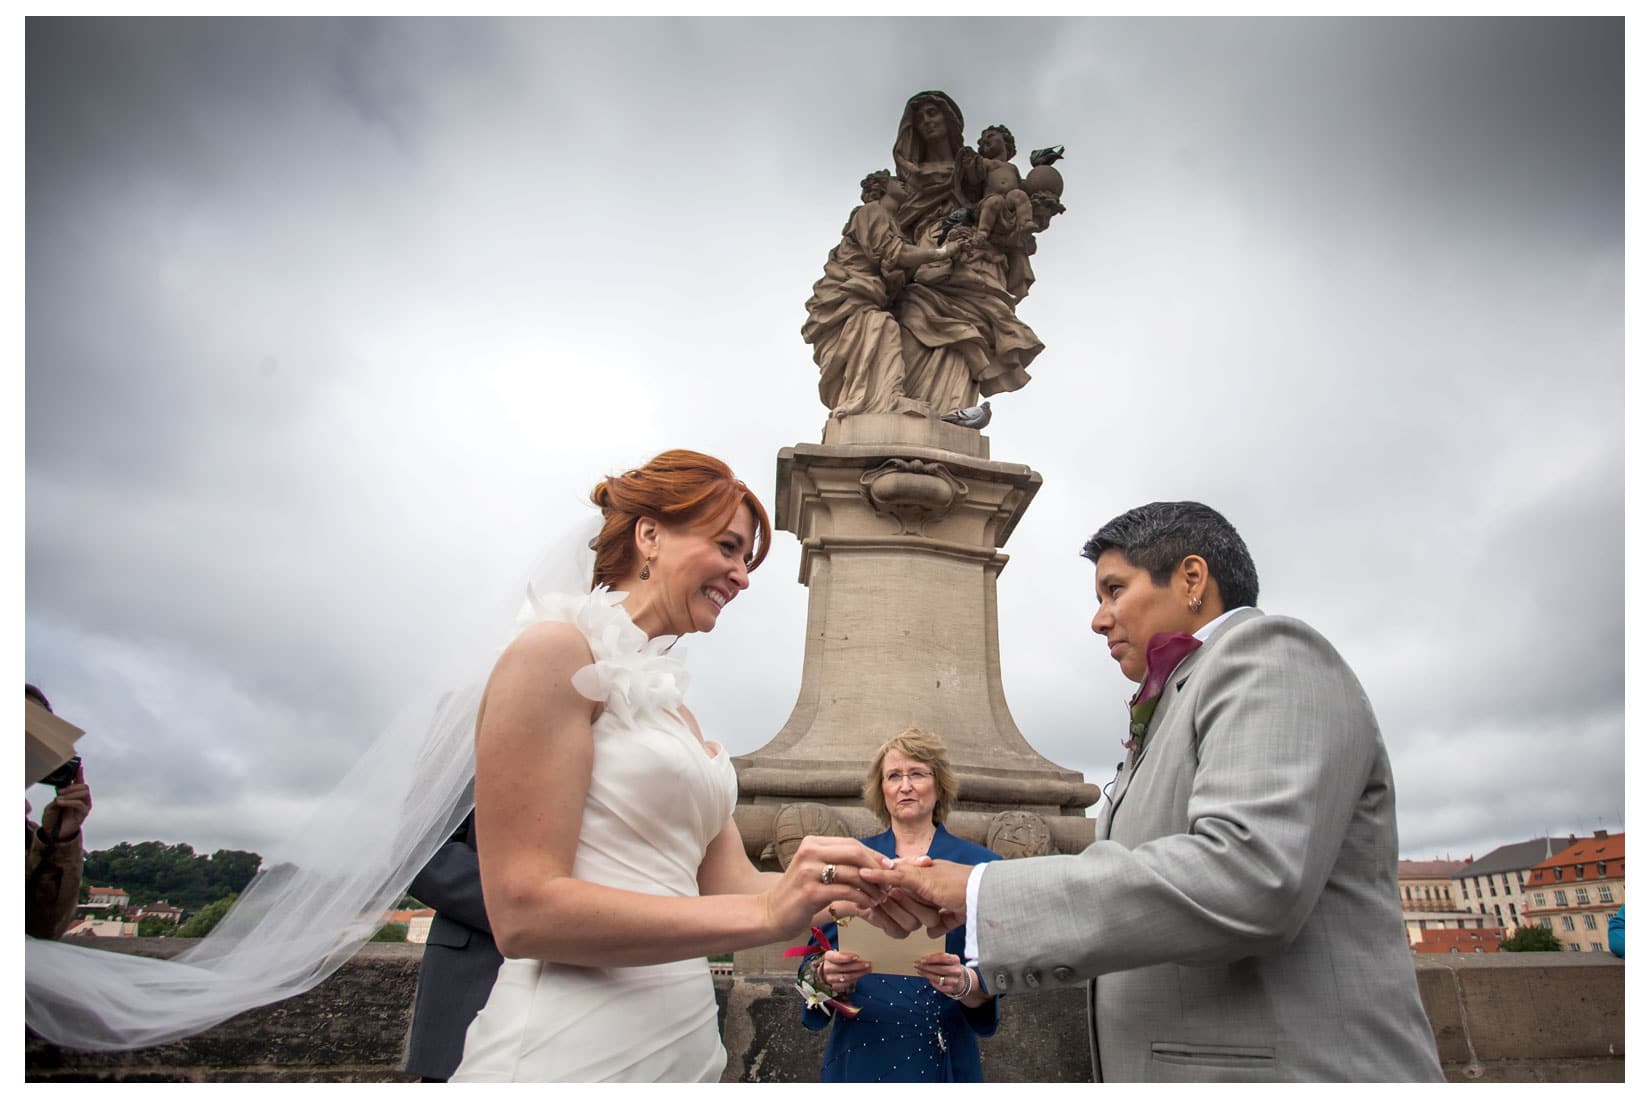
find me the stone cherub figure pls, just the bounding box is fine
[974,161,1037,301]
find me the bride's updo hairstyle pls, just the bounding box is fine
[589,449,774,590]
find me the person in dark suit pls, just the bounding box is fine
[403,809,503,1081]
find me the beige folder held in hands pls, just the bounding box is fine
[25,699,83,787]
[836,917,947,976]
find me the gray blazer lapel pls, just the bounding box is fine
[1105,609,1264,830]
[1148,607,1263,731]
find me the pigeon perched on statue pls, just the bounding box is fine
[935,206,977,245]
[1029,145,1065,166]
[940,401,992,429]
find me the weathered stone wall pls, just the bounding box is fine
[25,940,1625,1082]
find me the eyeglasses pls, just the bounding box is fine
[883,770,933,785]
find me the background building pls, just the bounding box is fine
[1450,837,1576,934]
[76,886,129,915]
[1398,858,1480,944]
[1521,831,1625,953]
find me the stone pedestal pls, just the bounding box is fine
[732,415,1099,867]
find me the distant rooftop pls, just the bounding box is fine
[1451,838,1576,879]
[1399,859,1469,878]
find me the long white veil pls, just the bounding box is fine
[24,517,601,1051]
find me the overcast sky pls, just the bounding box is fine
[23,17,1624,867]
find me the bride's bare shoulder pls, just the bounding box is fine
[493,620,596,677]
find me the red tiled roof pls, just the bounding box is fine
[1412,928,1502,954]
[1526,832,1624,885]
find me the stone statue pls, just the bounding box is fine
[767,802,853,870]
[803,171,961,419]
[985,810,1054,859]
[803,91,1067,421]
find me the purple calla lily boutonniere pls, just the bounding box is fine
[1124,632,1202,765]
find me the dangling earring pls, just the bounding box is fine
[640,559,653,581]
[1188,596,1203,612]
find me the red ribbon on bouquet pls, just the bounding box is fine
[784,925,863,1019]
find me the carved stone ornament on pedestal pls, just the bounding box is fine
[765,802,853,871]
[985,810,1055,859]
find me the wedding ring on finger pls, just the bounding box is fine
[820,863,838,885]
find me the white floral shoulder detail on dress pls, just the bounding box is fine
[516,586,689,719]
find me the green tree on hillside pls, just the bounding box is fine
[136,915,175,938]
[1501,925,1562,952]
[82,842,261,911]
[174,893,238,938]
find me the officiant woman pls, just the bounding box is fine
[798,728,1000,1081]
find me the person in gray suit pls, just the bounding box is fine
[403,810,503,1082]
[866,501,1444,1081]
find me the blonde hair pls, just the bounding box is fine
[862,727,958,827]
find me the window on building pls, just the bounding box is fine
[1541,917,1553,929]
[1473,880,1482,897]
[1553,868,1564,882]
[1598,862,1609,877]
[1448,946,1460,954]
[1569,943,1581,952]
[1574,864,1585,878]
[1518,871,1526,887]
[1600,886,1615,904]
[1474,946,1485,953]
[1584,914,1598,930]
[1501,873,1511,892]
[1494,905,1502,920]
[1489,881,1498,896]
[1591,942,1604,952]
[1555,890,1568,907]
[1577,888,1590,906]
[1534,892,1546,907]
[1561,915,1576,931]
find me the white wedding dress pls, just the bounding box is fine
[449,588,737,1083]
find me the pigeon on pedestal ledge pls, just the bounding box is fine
[940,401,992,429]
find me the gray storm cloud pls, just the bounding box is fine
[25,17,1623,862]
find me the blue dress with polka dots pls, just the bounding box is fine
[799,825,1001,1082]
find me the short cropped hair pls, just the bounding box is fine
[862,727,959,827]
[1080,501,1260,611]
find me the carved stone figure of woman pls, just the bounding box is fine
[889,91,1043,414]
[803,171,958,418]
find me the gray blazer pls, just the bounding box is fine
[402,811,504,1081]
[975,609,1443,1081]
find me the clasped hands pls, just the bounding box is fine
[789,837,972,940]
